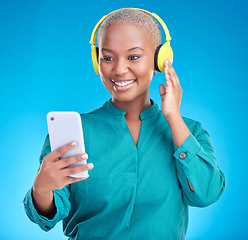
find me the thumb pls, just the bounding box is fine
[159,84,166,101]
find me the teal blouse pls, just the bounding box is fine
[23,99,226,240]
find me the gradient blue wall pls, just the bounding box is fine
[0,0,247,239]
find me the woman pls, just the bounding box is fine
[23,8,226,240]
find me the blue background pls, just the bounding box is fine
[0,0,247,239]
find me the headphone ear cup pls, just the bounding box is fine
[154,44,163,72]
[96,47,99,62]
[91,45,99,75]
[154,42,173,72]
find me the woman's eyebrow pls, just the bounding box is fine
[101,47,144,52]
[101,48,112,52]
[128,47,144,52]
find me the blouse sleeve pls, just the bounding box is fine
[173,121,226,207]
[23,135,71,231]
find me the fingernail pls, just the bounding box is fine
[88,163,94,169]
[169,58,172,63]
[81,153,88,159]
[71,141,77,146]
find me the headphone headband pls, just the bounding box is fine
[89,8,172,46]
[90,8,173,74]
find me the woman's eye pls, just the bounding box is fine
[103,56,114,61]
[128,55,140,60]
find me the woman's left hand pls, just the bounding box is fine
[159,59,183,119]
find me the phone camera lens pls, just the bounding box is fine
[50,117,54,121]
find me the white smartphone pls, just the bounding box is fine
[46,111,87,178]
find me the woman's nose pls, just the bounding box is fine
[113,58,128,76]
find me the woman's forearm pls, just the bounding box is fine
[32,187,56,219]
[166,114,191,148]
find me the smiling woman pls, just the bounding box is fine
[23,8,226,240]
[98,22,155,105]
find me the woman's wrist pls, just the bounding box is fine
[165,114,190,148]
[32,187,55,218]
[164,113,181,122]
[32,186,53,200]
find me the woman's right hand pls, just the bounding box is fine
[33,141,93,195]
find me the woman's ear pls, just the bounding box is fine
[153,70,157,75]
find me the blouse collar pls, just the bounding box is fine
[103,99,160,120]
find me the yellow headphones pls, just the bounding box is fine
[89,8,173,75]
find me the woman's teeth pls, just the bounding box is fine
[111,79,135,87]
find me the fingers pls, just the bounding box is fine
[59,152,93,177]
[63,163,94,177]
[163,59,179,85]
[67,174,89,185]
[58,153,88,169]
[159,84,166,101]
[44,141,77,162]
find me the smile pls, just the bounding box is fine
[111,79,135,87]
[111,79,136,91]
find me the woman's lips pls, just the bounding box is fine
[111,79,136,91]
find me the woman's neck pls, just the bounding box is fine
[111,94,151,121]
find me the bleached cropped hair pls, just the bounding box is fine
[98,8,161,47]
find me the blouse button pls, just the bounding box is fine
[179,152,187,159]
[39,219,46,225]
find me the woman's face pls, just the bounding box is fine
[98,22,156,104]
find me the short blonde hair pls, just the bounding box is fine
[98,8,161,47]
